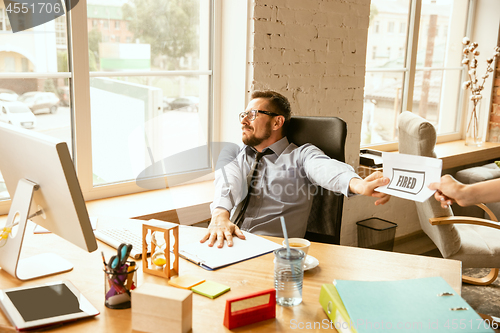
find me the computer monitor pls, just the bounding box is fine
[0,123,97,280]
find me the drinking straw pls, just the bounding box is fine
[280,216,291,258]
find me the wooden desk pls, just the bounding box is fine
[0,218,461,332]
[85,180,214,224]
[434,140,500,170]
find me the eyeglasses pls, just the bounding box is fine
[239,109,281,122]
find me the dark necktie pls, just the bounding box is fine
[231,149,273,227]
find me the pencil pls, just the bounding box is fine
[101,251,107,268]
[126,262,136,290]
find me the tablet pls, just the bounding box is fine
[0,280,99,331]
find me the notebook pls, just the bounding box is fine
[178,228,281,270]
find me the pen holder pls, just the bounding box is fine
[104,262,137,309]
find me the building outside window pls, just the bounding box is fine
[388,21,395,33]
[399,21,406,34]
[362,0,469,146]
[4,57,15,72]
[55,16,67,48]
[21,57,28,72]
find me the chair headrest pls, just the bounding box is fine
[397,111,437,158]
[287,116,347,162]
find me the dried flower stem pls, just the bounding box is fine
[461,37,500,143]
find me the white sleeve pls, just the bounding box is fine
[210,153,247,214]
[301,145,361,197]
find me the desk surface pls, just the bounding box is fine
[434,140,500,170]
[0,218,461,332]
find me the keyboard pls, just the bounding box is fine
[94,228,150,259]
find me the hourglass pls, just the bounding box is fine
[142,220,179,279]
[151,232,167,266]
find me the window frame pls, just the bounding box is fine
[363,0,473,151]
[0,8,4,31]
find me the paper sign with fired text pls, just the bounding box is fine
[376,153,441,202]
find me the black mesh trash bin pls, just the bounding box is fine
[356,218,397,251]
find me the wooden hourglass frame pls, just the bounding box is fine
[142,220,179,279]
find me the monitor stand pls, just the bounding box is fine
[0,179,73,280]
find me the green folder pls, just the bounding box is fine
[191,281,230,299]
[319,277,493,333]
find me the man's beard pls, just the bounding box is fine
[242,121,272,147]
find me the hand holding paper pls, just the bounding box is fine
[376,152,442,202]
[349,171,391,205]
[429,175,500,208]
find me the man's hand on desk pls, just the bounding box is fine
[200,208,246,248]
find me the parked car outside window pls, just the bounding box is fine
[18,92,60,114]
[163,96,199,112]
[0,101,37,129]
[58,86,70,106]
[0,89,19,102]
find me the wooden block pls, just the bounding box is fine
[132,283,192,333]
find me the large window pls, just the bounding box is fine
[0,0,213,211]
[85,0,211,192]
[362,0,469,146]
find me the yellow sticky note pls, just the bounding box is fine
[191,281,230,299]
[168,274,205,289]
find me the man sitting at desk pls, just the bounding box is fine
[201,90,390,248]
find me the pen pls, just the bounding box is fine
[126,261,136,290]
[101,251,107,268]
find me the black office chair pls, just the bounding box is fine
[287,116,347,245]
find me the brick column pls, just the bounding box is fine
[487,33,500,142]
[249,0,370,167]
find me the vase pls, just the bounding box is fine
[465,99,485,147]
